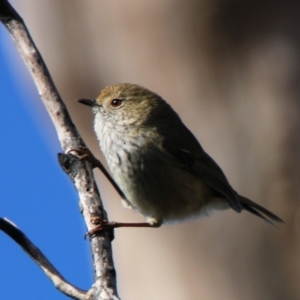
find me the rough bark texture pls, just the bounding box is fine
[0,1,120,299]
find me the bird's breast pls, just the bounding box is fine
[94,119,227,222]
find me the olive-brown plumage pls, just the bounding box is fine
[79,83,282,227]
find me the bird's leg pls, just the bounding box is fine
[67,146,100,168]
[67,146,126,199]
[68,147,163,238]
[85,217,162,238]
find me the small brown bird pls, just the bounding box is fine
[78,83,282,231]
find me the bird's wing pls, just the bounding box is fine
[164,142,243,212]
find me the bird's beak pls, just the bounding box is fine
[77,98,98,107]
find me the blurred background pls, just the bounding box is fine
[1,0,299,299]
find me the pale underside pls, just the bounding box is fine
[94,114,229,224]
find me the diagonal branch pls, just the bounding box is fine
[0,218,92,300]
[0,1,120,299]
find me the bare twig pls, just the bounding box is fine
[0,1,120,299]
[0,218,92,300]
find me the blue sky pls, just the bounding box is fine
[0,24,93,299]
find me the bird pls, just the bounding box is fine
[77,83,282,234]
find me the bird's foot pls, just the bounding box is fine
[68,146,126,199]
[85,217,161,238]
[67,146,99,168]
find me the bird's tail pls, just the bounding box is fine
[239,195,283,225]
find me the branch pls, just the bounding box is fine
[0,218,92,300]
[0,1,120,299]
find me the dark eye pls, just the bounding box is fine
[111,99,123,107]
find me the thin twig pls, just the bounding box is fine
[0,218,92,300]
[0,1,120,299]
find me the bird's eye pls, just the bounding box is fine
[111,99,123,107]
